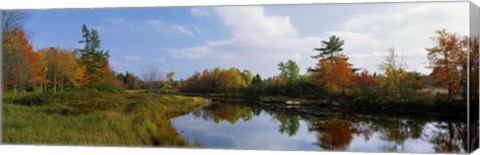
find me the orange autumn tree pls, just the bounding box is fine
[219,71,233,91]
[353,69,378,87]
[2,30,44,93]
[314,54,355,95]
[312,36,355,96]
[20,31,44,91]
[426,29,468,103]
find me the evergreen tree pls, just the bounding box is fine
[77,24,111,85]
[312,35,345,63]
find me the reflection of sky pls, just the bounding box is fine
[171,110,462,153]
[172,111,320,151]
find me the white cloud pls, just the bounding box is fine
[215,6,298,39]
[170,3,468,77]
[149,20,197,36]
[172,112,318,151]
[170,45,212,59]
[170,6,322,77]
[335,3,468,74]
[190,8,212,17]
[171,25,194,36]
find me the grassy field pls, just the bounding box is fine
[2,91,211,146]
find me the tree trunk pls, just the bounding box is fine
[53,74,57,93]
[60,78,64,92]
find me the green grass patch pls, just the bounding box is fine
[2,91,211,146]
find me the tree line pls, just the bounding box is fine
[2,12,145,94]
[2,11,478,106]
[179,31,479,105]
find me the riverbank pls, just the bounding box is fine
[2,91,211,146]
[177,93,466,118]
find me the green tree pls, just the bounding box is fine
[313,35,345,63]
[252,74,263,85]
[278,60,300,83]
[228,67,248,88]
[123,71,142,89]
[242,70,254,86]
[77,24,111,85]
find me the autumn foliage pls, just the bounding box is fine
[2,18,120,93]
[469,36,479,102]
[2,30,43,93]
[1,11,475,107]
[353,69,377,87]
[37,47,88,92]
[313,54,355,94]
[426,29,469,103]
[182,67,253,93]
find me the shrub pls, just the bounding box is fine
[87,83,125,93]
[9,93,52,106]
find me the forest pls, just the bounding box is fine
[2,11,479,113]
[1,10,478,149]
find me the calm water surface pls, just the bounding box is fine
[171,103,466,153]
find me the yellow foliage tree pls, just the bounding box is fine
[38,47,86,92]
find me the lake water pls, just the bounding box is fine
[171,103,467,153]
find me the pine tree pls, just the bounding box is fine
[77,24,111,85]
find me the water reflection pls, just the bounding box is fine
[172,103,467,153]
[308,117,356,150]
[275,115,300,137]
[191,104,255,124]
[429,122,467,152]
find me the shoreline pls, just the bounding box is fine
[176,92,467,119]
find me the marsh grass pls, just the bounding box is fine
[2,92,53,106]
[2,90,211,146]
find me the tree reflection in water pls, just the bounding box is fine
[304,113,466,152]
[308,118,355,150]
[376,119,424,152]
[306,115,375,150]
[429,122,467,153]
[182,103,467,152]
[190,103,255,124]
[273,114,300,136]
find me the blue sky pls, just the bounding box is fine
[24,2,468,80]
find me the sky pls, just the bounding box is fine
[24,2,469,80]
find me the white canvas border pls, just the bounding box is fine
[0,0,478,155]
